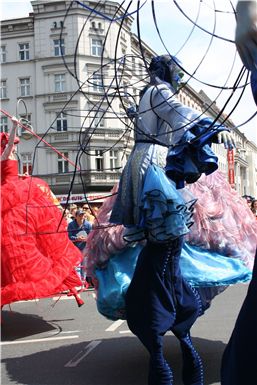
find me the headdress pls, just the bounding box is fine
[148,54,184,91]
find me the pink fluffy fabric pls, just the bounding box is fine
[85,171,257,283]
[186,171,257,270]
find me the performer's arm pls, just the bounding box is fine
[151,85,235,149]
[150,85,202,144]
[235,0,257,71]
[1,116,19,161]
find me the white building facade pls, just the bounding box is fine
[1,0,257,201]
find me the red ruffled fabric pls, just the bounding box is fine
[1,160,83,306]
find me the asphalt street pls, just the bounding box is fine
[1,284,248,385]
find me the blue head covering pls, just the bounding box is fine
[148,55,184,91]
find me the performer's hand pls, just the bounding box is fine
[217,131,236,150]
[235,1,257,71]
[11,116,19,127]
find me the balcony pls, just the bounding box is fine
[41,131,83,144]
[88,128,126,140]
[37,170,121,195]
[40,128,130,145]
[235,149,248,168]
[40,173,83,188]
[89,171,121,185]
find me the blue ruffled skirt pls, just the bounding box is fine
[123,164,196,243]
[96,243,251,320]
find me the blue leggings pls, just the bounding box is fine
[125,239,203,385]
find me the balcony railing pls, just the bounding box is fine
[40,129,130,144]
[37,170,121,189]
[234,152,248,167]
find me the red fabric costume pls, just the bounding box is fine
[1,159,83,306]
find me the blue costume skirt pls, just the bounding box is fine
[95,242,251,321]
[122,164,196,243]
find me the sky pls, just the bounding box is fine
[1,0,257,144]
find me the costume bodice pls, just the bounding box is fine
[136,84,202,146]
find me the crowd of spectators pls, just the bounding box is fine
[61,202,99,289]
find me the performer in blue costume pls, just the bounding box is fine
[85,55,256,385]
[221,2,257,384]
[106,54,248,385]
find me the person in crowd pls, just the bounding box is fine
[68,209,92,283]
[251,199,257,217]
[93,205,99,216]
[69,204,78,220]
[68,209,92,251]
[83,204,95,223]
[64,208,72,224]
[242,195,254,209]
[221,1,257,384]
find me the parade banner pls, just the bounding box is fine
[227,149,235,185]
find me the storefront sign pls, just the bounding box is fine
[56,193,110,204]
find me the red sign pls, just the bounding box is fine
[227,149,235,185]
[55,193,110,204]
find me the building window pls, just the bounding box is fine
[56,112,67,131]
[53,39,65,56]
[137,61,144,77]
[93,111,105,127]
[109,150,118,170]
[0,116,8,133]
[132,56,136,71]
[92,74,103,92]
[124,117,129,127]
[21,153,32,175]
[19,43,29,61]
[95,150,104,171]
[0,46,6,63]
[58,152,69,173]
[0,80,7,99]
[54,74,65,92]
[122,81,128,96]
[91,39,103,56]
[19,78,30,97]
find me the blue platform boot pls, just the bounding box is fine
[179,333,204,385]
